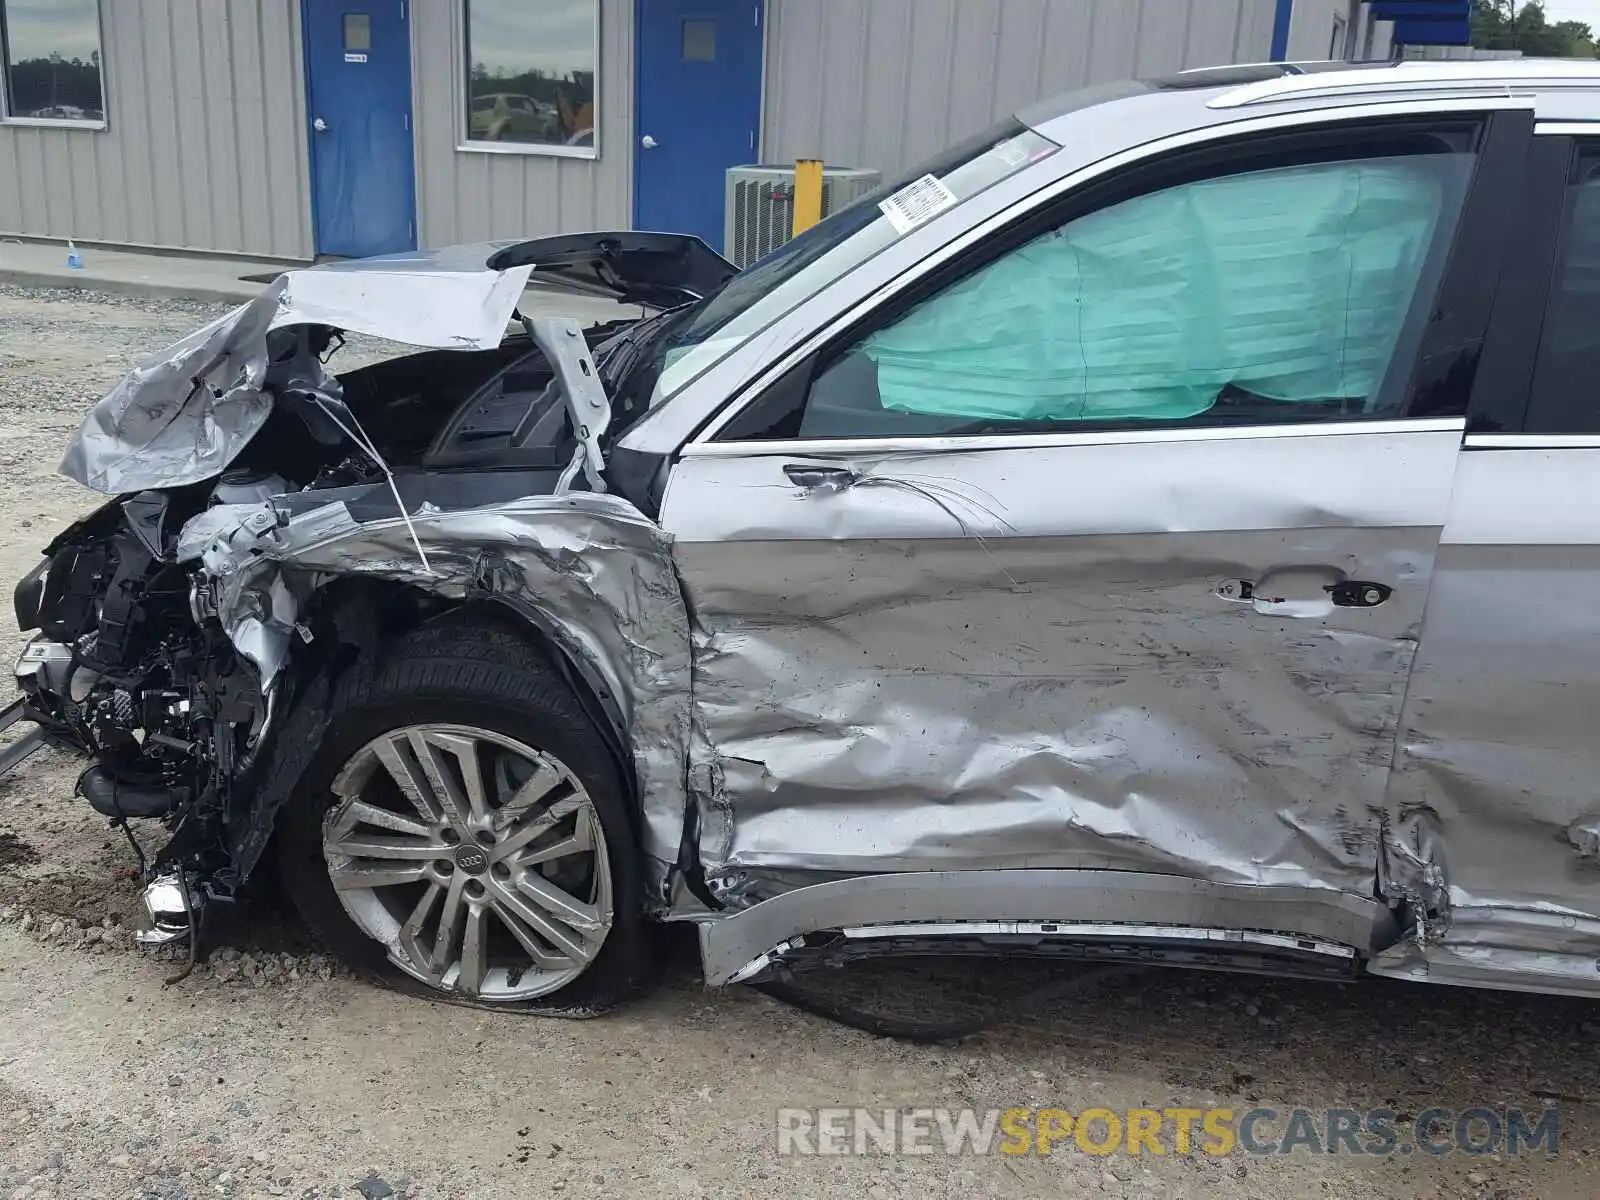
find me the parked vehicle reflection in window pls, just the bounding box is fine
[462,0,595,150]
[1,0,104,126]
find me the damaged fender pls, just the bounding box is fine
[184,492,693,902]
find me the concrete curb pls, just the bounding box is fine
[0,267,260,306]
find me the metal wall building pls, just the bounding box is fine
[0,0,1395,264]
[0,0,313,260]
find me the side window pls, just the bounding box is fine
[1523,143,1600,433]
[785,145,1474,441]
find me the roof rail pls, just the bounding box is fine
[1179,60,1304,76]
[1208,59,1600,110]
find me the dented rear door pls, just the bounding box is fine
[662,110,1523,915]
[1374,123,1600,994]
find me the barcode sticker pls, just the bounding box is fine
[878,174,958,235]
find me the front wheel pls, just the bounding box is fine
[275,619,649,1012]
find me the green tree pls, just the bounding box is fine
[1471,0,1598,56]
[1553,19,1598,56]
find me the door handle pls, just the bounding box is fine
[1327,581,1392,609]
[784,463,856,493]
[313,117,328,133]
[1216,577,1392,616]
[640,134,658,149]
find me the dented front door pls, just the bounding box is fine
[666,426,1464,905]
[662,114,1519,912]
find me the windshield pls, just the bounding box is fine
[621,118,1059,417]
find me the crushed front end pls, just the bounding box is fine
[1,237,719,954]
[11,490,271,944]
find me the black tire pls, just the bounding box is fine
[275,615,650,1014]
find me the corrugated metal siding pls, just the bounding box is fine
[1287,0,1347,59]
[763,0,1278,173]
[1286,2,1397,62]
[0,0,311,259]
[410,0,631,246]
[1367,13,1396,59]
[0,0,1316,254]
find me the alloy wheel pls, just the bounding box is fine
[322,723,612,1001]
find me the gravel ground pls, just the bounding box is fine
[2,283,1599,1199]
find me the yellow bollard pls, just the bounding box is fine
[792,159,824,237]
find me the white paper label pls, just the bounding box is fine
[878,174,958,235]
[993,137,1031,168]
[344,52,368,63]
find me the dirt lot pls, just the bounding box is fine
[1,283,1598,1200]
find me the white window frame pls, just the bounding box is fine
[454,0,599,160]
[0,0,108,130]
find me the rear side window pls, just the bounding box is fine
[732,138,1476,441]
[1523,144,1600,433]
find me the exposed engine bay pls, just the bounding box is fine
[7,267,653,945]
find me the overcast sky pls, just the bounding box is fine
[3,0,100,63]
[1542,0,1600,28]
[468,0,594,78]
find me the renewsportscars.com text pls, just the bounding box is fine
[775,1106,1561,1158]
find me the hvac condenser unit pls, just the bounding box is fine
[723,165,882,268]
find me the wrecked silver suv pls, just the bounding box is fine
[13,59,1600,1010]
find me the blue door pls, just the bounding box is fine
[634,0,765,248]
[302,1,417,258]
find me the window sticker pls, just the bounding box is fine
[878,174,959,235]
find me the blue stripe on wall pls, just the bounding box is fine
[1271,0,1294,60]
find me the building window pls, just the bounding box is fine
[0,0,105,126]
[461,0,596,156]
[1330,14,1349,60]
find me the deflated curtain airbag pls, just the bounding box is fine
[864,157,1455,423]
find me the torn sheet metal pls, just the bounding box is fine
[60,247,534,496]
[1367,905,1600,997]
[60,280,286,495]
[183,492,692,901]
[662,426,1463,915]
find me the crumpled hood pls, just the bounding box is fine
[60,245,535,495]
